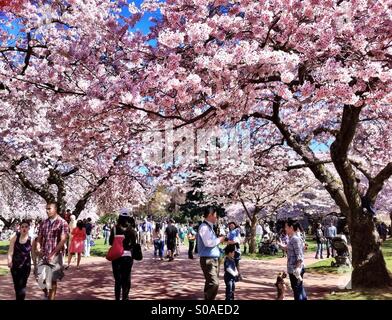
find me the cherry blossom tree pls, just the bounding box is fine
[0,175,46,228]
[0,0,152,217]
[197,148,317,253]
[133,0,392,289]
[1,0,391,289]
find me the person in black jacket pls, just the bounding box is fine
[109,209,137,300]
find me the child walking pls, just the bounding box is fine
[224,244,239,300]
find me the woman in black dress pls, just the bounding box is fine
[7,220,32,300]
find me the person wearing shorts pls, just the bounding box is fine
[165,219,178,261]
[35,202,69,300]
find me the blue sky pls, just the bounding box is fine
[1,0,161,39]
[122,0,162,36]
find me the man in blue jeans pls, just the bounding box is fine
[198,208,226,300]
[279,219,307,301]
[84,218,93,257]
[325,222,337,258]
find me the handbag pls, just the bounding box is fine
[132,242,143,261]
[106,227,124,261]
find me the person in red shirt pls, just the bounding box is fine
[66,220,86,269]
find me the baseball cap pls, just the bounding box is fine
[119,208,130,217]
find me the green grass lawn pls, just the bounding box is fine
[305,238,317,252]
[241,252,282,260]
[382,239,392,272]
[307,238,392,274]
[306,258,352,275]
[91,237,285,260]
[0,240,9,255]
[326,289,392,300]
[2,238,110,258]
[90,238,109,257]
[0,239,10,276]
[0,267,9,276]
[310,239,392,300]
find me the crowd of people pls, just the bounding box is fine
[3,203,391,301]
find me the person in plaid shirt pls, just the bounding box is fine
[34,202,69,300]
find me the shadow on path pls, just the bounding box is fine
[0,246,341,300]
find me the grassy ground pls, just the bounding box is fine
[307,238,392,274]
[382,239,392,272]
[326,289,392,300]
[0,267,9,276]
[0,240,9,255]
[314,239,392,300]
[306,258,352,275]
[90,238,109,257]
[90,237,286,260]
[0,240,10,276]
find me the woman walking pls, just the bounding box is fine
[66,220,86,269]
[67,215,77,257]
[7,220,32,300]
[315,223,325,259]
[152,223,164,260]
[109,209,137,300]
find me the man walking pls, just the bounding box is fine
[325,221,337,258]
[197,207,226,300]
[165,219,178,261]
[84,218,93,257]
[35,202,69,300]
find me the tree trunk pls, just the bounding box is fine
[349,209,392,289]
[249,215,257,254]
[390,212,392,231]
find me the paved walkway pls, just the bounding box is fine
[0,245,344,300]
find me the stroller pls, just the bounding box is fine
[330,235,351,267]
[258,237,279,256]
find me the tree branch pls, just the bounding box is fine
[61,167,79,177]
[10,157,55,203]
[349,159,373,182]
[286,160,333,171]
[330,105,363,211]
[72,149,130,217]
[367,162,392,203]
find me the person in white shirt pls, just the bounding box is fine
[197,207,226,300]
[256,223,263,248]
